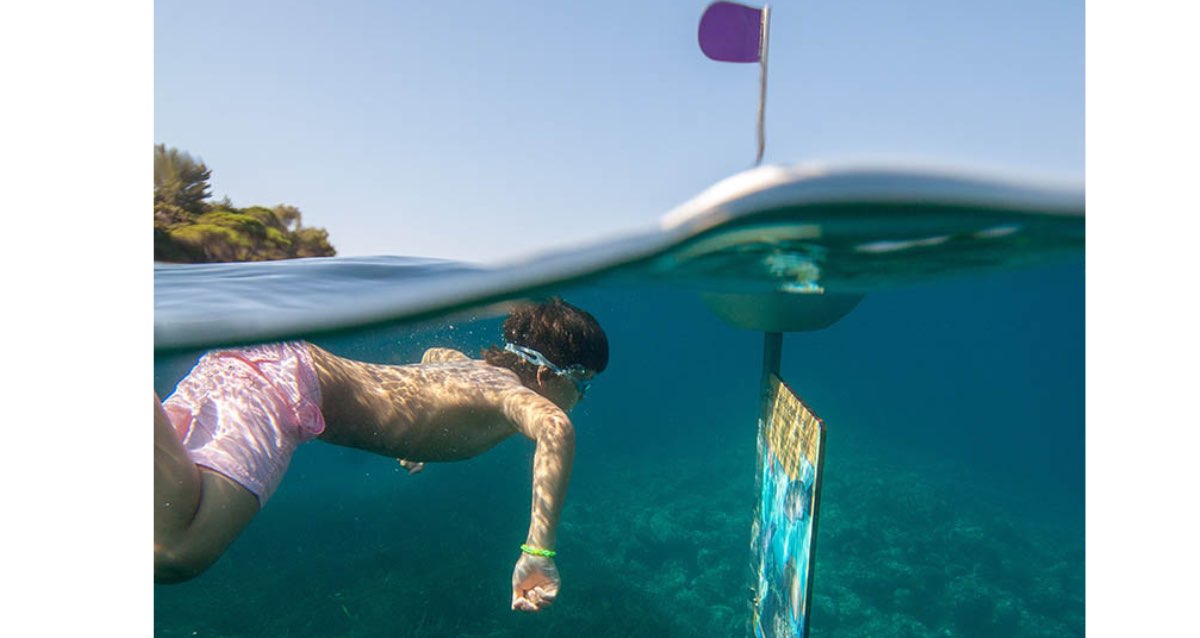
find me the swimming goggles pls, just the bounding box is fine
[504,342,593,396]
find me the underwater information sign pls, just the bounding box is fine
[751,373,825,638]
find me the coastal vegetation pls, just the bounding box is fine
[154,144,336,262]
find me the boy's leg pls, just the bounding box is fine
[154,394,259,583]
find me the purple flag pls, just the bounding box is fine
[698,1,764,63]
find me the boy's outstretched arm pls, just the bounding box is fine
[503,392,576,612]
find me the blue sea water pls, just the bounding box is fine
[153,254,1083,637]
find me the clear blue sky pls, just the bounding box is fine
[155,0,1083,263]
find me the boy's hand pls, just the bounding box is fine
[511,553,559,612]
[396,459,424,475]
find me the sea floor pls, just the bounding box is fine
[154,429,1083,638]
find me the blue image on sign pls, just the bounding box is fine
[750,374,825,638]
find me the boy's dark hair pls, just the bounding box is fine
[483,297,609,387]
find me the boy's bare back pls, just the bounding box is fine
[307,344,570,462]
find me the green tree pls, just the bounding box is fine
[153,144,337,262]
[154,144,212,219]
[273,204,303,232]
[292,226,335,258]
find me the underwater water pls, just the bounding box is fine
[153,251,1083,637]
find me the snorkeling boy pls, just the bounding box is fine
[154,298,608,613]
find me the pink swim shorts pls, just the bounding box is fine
[163,341,326,505]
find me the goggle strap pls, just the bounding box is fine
[503,342,589,378]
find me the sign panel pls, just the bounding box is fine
[750,373,825,638]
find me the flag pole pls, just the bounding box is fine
[756,5,778,594]
[755,4,771,166]
[755,10,782,624]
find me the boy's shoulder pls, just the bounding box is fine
[419,348,521,386]
[421,347,472,364]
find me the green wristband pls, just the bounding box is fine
[520,544,557,558]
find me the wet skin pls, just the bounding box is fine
[155,343,587,612]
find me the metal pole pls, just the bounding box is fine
[761,331,782,397]
[755,5,771,166]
